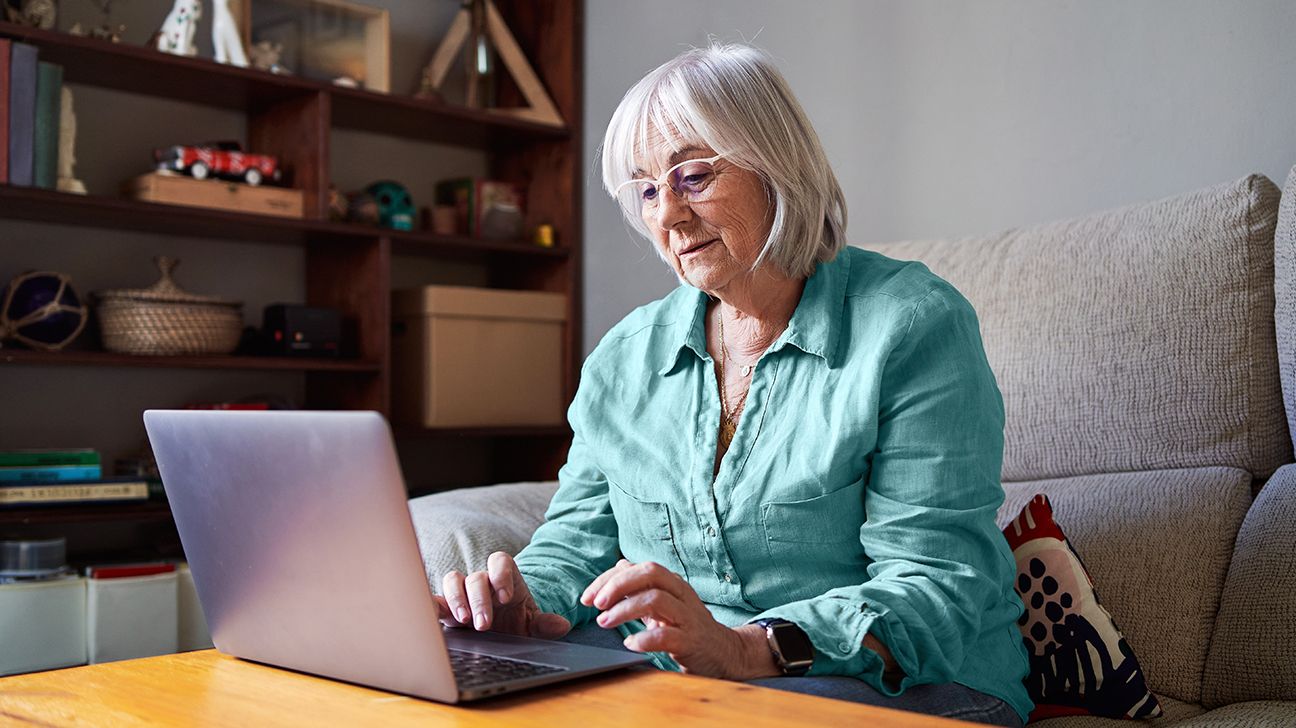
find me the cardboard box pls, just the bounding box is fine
[0,576,87,676]
[125,172,305,219]
[392,286,566,427]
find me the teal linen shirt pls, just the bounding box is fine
[514,245,1032,723]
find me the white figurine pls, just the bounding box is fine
[156,0,201,57]
[211,0,249,67]
[56,87,86,195]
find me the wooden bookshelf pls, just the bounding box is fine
[0,1,583,555]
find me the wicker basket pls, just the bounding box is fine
[94,256,243,356]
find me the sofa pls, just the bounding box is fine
[409,166,1296,726]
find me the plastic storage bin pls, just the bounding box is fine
[0,576,87,675]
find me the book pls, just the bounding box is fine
[0,478,150,507]
[33,61,61,189]
[0,449,101,467]
[0,38,10,185]
[0,464,104,483]
[7,41,38,187]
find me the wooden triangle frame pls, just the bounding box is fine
[421,0,564,128]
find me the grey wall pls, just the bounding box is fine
[582,0,1296,355]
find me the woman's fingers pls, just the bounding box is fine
[595,588,685,630]
[591,561,686,610]
[487,551,521,605]
[431,594,464,626]
[465,571,494,630]
[530,611,572,640]
[579,558,633,606]
[622,624,686,655]
[440,571,471,624]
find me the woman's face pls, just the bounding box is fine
[633,128,773,294]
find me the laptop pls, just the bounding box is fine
[142,409,645,702]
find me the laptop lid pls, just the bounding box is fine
[143,409,459,702]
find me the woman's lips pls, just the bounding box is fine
[680,239,718,256]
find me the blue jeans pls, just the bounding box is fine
[560,623,1023,728]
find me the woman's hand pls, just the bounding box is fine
[580,559,779,680]
[438,551,571,639]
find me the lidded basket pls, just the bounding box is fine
[94,256,243,355]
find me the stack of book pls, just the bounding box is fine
[0,38,64,188]
[0,449,150,507]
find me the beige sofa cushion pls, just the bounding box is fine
[1201,465,1296,708]
[408,481,559,588]
[1174,701,1296,727]
[996,468,1252,705]
[867,174,1288,482]
[1273,165,1296,453]
[1031,693,1205,728]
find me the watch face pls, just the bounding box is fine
[768,621,815,674]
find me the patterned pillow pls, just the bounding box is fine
[1002,494,1163,722]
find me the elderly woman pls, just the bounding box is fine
[437,43,1030,727]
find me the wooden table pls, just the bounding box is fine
[0,650,983,727]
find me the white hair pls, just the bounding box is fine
[600,42,847,279]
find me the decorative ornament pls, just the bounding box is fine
[0,271,89,351]
[249,41,289,75]
[416,0,563,126]
[154,0,202,57]
[57,87,87,195]
[4,0,56,29]
[211,0,249,67]
[364,180,414,231]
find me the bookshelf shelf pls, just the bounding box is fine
[0,348,383,372]
[0,185,569,262]
[0,21,569,148]
[0,501,174,526]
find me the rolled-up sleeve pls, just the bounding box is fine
[750,285,1013,695]
[514,362,622,627]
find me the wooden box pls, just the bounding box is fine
[392,286,566,428]
[125,172,305,219]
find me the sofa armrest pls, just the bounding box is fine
[406,481,560,590]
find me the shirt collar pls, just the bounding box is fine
[655,249,850,376]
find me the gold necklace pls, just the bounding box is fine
[717,311,750,451]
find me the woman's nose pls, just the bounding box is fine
[653,186,693,231]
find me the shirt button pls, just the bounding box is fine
[722,572,732,583]
[839,642,851,652]
[706,526,716,537]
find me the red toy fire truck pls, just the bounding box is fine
[153,141,282,186]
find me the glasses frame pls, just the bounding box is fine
[614,154,726,211]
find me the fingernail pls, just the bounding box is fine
[474,614,485,630]
[594,596,607,609]
[596,613,608,627]
[457,608,470,623]
[496,588,508,603]
[622,635,635,650]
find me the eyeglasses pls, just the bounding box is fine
[615,154,724,214]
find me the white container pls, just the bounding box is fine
[176,563,212,651]
[0,576,87,676]
[86,571,178,664]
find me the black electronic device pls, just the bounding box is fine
[262,304,341,357]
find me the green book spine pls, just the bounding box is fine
[33,61,61,189]
[0,449,100,467]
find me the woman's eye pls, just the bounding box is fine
[641,186,658,201]
[680,174,712,192]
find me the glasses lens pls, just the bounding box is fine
[668,161,716,201]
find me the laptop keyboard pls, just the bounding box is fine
[447,648,568,688]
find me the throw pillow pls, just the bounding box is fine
[1002,494,1163,721]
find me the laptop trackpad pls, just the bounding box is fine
[444,628,569,657]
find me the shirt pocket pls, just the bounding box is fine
[760,478,867,587]
[607,480,689,578]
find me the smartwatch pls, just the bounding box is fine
[754,618,814,676]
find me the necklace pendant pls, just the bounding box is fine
[740,364,752,377]
[719,418,737,450]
